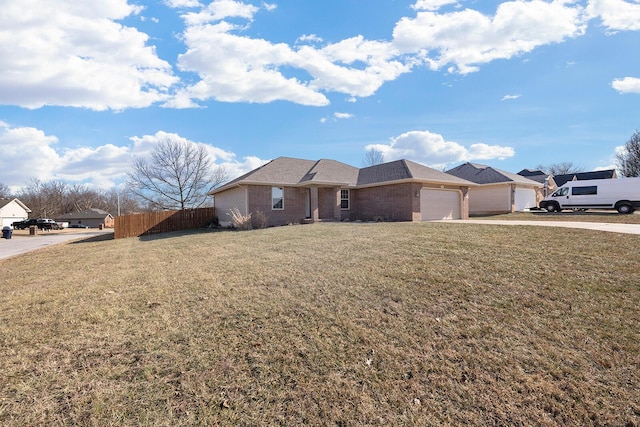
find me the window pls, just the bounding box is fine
[272,187,284,210]
[571,186,597,196]
[340,189,350,209]
[552,187,568,197]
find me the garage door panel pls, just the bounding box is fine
[421,189,461,220]
[514,188,536,211]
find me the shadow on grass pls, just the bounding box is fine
[69,232,115,244]
[137,228,227,242]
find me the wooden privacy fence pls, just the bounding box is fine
[114,207,216,239]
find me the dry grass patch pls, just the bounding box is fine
[0,223,638,426]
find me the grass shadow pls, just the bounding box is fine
[69,232,115,244]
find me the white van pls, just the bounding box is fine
[539,177,640,214]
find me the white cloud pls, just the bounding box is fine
[0,122,62,184]
[182,0,259,25]
[173,23,330,106]
[296,34,324,45]
[0,123,265,189]
[612,77,640,94]
[333,112,354,119]
[170,3,412,106]
[501,94,521,101]
[412,0,459,11]
[365,130,514,169]
[393,1,588,74]
[165,0,202,8]
[0,0,177,111]
[587,0,640,31]
[262,2,277,12]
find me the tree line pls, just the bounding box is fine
[1,137,228,219]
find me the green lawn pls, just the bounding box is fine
[0,222,638,426]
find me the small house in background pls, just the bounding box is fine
[551,169,617,188]
[518,168,618,196]
[517,169,552,197]
[56,208,114,228]
[446,162,543,215]
[0,198,31,228]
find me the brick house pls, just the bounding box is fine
[446,162,543,215]
[210,157,474,227]
[56,208,115,228]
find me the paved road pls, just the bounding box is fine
[442,219,640,235]
[0,230,113,260]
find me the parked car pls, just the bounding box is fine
[68,224,90,229]
[539,177,640,214]
[12,218,61,230]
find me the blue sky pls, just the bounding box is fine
[1,0,639,191]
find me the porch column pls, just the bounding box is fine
[461,186,470,219]
[310,186,319,222]
[334,188,342,221]
[510,184,516,213]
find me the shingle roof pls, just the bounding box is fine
[552,169,617,187]
[358,160,473,186]
[57,208,113,220]
[211,157,475,194]
[517,169,548,184]
[0,198,31,212]
[446,162,542,186]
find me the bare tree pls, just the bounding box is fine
[535,162,581,176]
[127,137,228,210]
[616,130,640,177]
[0,183,11,198]
[363,148,384,167]
[17,179,68,218]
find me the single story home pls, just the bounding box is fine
[446,162,543,215]
[56,208,114,228]
[517,168,617,196]
[0,198,31,228]
[210,157,475,227]
[551,169,617,188]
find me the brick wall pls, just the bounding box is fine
[246,185,308,226]
[353,183,420,222]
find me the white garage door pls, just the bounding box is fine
[420,189,461,220]
[514,188,536,211]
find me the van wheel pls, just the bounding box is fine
[617,204,634,214]
[546,203,558,213]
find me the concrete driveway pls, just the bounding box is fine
[442,219,640,235]
[0,229,113,260]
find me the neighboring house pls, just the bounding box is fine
[56,208,115,228]
[517,169,552,197]
[551,169,617,188]
[446,162,543,215]
[0,198,31,228]
[210,157,475,227]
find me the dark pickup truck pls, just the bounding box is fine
[12,218,61,230]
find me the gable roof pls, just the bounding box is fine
[446,162,542,186]
[552,169,617,187]
[0,198,31,212]
[358,159,473,186]
[517,169,548,184]
[57,208,113,220]
[211,157,474,194]
[517,168,546,177]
